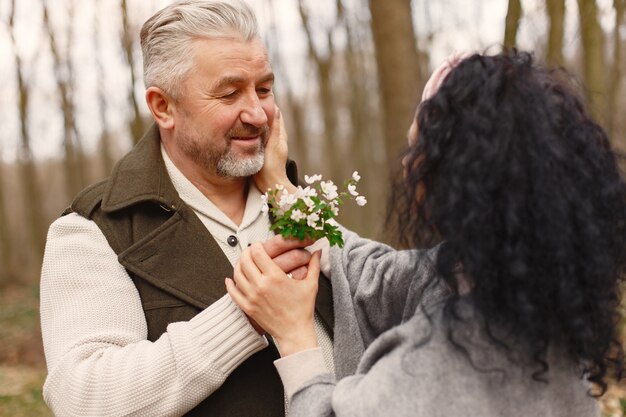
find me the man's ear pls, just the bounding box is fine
[145,86,175,129]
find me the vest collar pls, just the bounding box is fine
[101,124,181,213]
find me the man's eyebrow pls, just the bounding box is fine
[258,72,275,84]
[212,72,274,91]
[214,76,245,90]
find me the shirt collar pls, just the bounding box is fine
[161,145,264,232]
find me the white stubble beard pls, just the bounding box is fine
[216,145,265,177]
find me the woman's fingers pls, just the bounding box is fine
[248,242,286,279]
[234,250,261,297]
[305,251,321,284]
[238,246,260,280]
[225,277,249,312]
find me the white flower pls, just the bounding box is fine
[320,181,338,200]
[307,212,320,228]
[303,196,315,210]
[291,209,306,222]
[295,185,317,199]
[261,170,366,248]
[277,188,296,209]
[305,174,323,184]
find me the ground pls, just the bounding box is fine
[0,281,624,417]
[0,283,52,417]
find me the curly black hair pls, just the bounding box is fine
[391,50,626,394]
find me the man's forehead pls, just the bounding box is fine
[190,37,271,75]
[191,35,269,56]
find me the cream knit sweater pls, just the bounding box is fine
[41,213,269,416]
[40,149,333,416]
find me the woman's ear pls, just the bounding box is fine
[145,86,175,129]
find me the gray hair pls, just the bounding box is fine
[140,0,259,99]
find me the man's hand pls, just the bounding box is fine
[265,235,314,280]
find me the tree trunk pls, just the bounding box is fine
[546,0,566,66]
[42,0,86,199]
[0,163,13,284]
[9,0,46,263]
[504,0,522,49]
[94,2,115,175]
[369,0,421,171]
[121,0,146,144]
[607,0,624,137]
[297,0,341,181]
[577,0,608,123]
[338,0,385,238]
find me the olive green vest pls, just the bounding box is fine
[65,125,334,416]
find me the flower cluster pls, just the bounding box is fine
[262,172,366,247]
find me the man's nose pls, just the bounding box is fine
[240,93,268,127]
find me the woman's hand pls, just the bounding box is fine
[226,242,320,356]
[254,106,296,193]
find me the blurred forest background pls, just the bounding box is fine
[0,0,625,415]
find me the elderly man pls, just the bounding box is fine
[40,1,333,416]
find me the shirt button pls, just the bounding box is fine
[227,235,238,247]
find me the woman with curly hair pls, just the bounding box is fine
[226,50,626,416]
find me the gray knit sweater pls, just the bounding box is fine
[289,229,599,417]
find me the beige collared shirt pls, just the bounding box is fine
[162,147,335,378]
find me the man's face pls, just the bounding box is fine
[172,36,276,178]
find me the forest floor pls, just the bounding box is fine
[0,282,52,417]
[0,280,625,417]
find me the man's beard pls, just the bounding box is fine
[180,122,269,178]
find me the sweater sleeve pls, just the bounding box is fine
[328,228,443,345]
[40,213,268,417]
[274,347,329,399]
